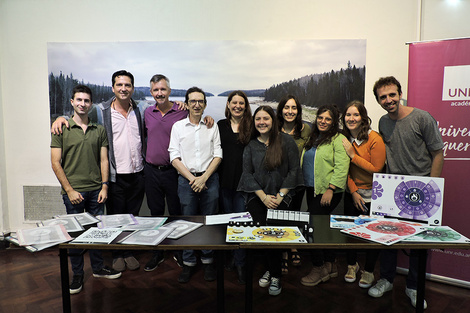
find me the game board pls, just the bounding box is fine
[226,226,307,243]
[330,215,377,229]
[371,174,444,225]
[340,219,426,245]
[404,226,470,243]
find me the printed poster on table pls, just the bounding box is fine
[226,226,307,243]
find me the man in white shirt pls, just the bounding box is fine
[169,86,222,283]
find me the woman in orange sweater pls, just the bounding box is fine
[341,100,386,288]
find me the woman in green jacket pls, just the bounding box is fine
[300,104,350,287]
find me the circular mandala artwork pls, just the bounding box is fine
[366,221,416,236]
[394,180,442,221]
[416,227,461,242]
[252,227,301,242]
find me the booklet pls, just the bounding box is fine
[119,226,175,245]
[97,214,138,229]
[120,217,167,231]
[55,212,100,226]
[71,227,122,244]
[205,212,252,225]
[165,220,203,239]
[340,218,427,246]
[16,224,72,246]
[39,216,84,232]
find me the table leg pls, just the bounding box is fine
[245,249,253,313]
[216,250,225,313]
[60,248,71,313]
[415,249,427,313]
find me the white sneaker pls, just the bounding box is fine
[259,271,271,287]
[368,278,393,298]
[405,287,427,309]
[268,277,282,296]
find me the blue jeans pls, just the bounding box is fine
[63,189,104,275]
[178,173,219,266]
[219,188,245,214]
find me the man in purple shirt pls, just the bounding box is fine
[143,74,187,271]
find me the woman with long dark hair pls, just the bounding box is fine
[217,90,253,284]
[300,104,349,287]
[341,100,385,288]
[238,105,303,296]
[276,95,310,271]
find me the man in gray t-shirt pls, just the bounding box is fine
[367,76,444,310]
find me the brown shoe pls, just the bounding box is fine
[112,257,126,272]
[300,265,329,286]
[124,256,140,271]
[324,261,338,278]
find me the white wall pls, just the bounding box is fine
[1,0,462,232]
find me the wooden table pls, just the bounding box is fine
[240,215,470,313]
[58,216,236,313]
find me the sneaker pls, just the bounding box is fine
[324,261,338,278]
[69,275,83,294]
[344,263,360,283]
[359,270,375,288]
[144,253,164,272]
[368,278,393,298]
[405,287,428,309]
[300,265,329,286]
[124,256,140,271]
[259,271,271,287]
[93,266,122,279]
[178,265,193,283]
[173,252,184,268]
[204,263,217,282]
[268,277,282,296]
[112,257,125,272]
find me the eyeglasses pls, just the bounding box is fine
[188,99,205,105]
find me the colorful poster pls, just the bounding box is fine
[340,219,426,246]
[408,38,470,283]
[371,174,444,226]
[226,226,307,243]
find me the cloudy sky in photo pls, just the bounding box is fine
[48,40,366,95]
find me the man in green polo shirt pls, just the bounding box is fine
[51,85,121,295]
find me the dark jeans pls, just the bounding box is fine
[344,192,379,272]
[63,189,104,275]
[178,173,219,266]
[219,187,246,266]
[247,197,289,278]
[144,164,181,216]
[144,164,182,260]
[306,187,343,266]
[107,171,145,259]
[380,249,422,289]
[106,171,145,216]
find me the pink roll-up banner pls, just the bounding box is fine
[407,38,470,284]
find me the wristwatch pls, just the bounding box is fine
[279,191,286,198]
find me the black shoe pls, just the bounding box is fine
[173,251,183,268]
[236,265,246,285]
[204,263,217,282]
[93,266,122,279]
[144,252,164,272]
[70,274,83,294]
[225,257,235,272]
[178,265,193,283]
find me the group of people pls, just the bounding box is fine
[51,72,444,310]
